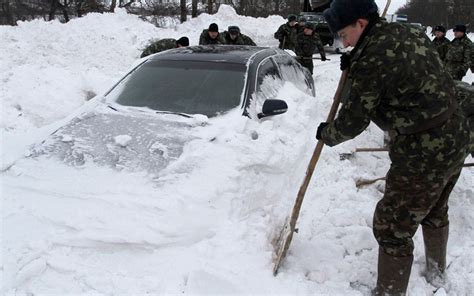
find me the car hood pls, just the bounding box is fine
[32,107,206,175]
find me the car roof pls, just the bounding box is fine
[148,45,279,65]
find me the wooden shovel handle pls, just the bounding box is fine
[288,70,348,229]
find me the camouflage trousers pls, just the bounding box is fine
[296,57,313,74]
[373,112,470,257]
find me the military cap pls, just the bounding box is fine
[434,25,446,33]
[209,23,219,32]
[228,26,240,34]
[288,14,297,22]
[453,24,466,33]
[323,0,378,33]
[304,23,315,30]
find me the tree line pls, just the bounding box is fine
[0,0,304,26]
[396,0,473,29]
[2,0,472,29]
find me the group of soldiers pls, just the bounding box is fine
[140,23,255,58]
[274,14,327,74]
[432,24,473,81]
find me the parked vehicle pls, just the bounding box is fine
[30,45,315,174]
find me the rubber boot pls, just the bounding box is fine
[423,224,449,286]
[372,248,413,296]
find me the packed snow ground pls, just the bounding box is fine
[1,5,473,295]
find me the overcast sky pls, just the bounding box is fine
[375,0,407,14]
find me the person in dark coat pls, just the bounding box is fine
[222,26,256,46]
[318,0,471,294]
[140,37,189,58]
[431,25,450,62]
[295,23,326,74]
[274,14,300,50]
[199,23,225,45]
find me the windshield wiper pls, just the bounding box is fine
[155,111,193,118]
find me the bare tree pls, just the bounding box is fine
[180,0,186,22]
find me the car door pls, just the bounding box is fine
[245,56,283,118]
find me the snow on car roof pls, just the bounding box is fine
[149,45,276,64]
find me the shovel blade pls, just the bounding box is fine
[272,218,295,276]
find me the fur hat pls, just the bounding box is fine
[228,26,240,34]
[176,37,189,46]
[453,24,466,33]
[208,23,219,32]
[323,0,378,33]
[304,23,315,31]
[434,25,446,33]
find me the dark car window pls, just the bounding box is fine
[106,60,247,117]
[256,58,281,92]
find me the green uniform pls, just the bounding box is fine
[222,31,256,46]
[199,30,225,45]
[320,20,471,257]
[274,23,299,50]
[140,38,177,58]
[454,80,474,156]
[295,31,326,74]
[432,36,450,62]
[445,35,472,80]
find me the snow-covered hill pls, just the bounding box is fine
[1,5,473,295]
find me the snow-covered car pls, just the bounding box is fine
[3,45,321,294]
[30,45,315,174]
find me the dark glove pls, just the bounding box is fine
[340,53,351,71]
[321,55,327,61]
[316,122,329,140]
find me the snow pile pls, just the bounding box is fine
[1,6,473,295]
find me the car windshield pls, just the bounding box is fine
[106,60,247,117]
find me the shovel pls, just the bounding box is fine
[272,0,392,276]
[355,163,474,189]
[272,70,348,275]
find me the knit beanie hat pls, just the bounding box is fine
[323,0,378,33]
[453,24,466,33]
[176,37,189,46]
[209,23,219,32]
[434,25,446,33]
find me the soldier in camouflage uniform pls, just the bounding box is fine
[454,81,474,157]
[222,26,256,46]
[445,25,472,80]
[274,14,300,51]
[140,37,189,58]
[199,23,225,45]
[432,25,450,62]
[295,23,327,74]
[319,0,471,294]
[297,16,307,34]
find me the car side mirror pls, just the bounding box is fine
[257,99,288,119]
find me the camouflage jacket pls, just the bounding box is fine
[432,36,450,62]
[274,23,299,50]
[321,20,456,147]
[199,30,225,45]
[455,81,474,117]
[295,31,325,58]
[140,38,176,58]
[222,31,256,46]
[445,35,472,75]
